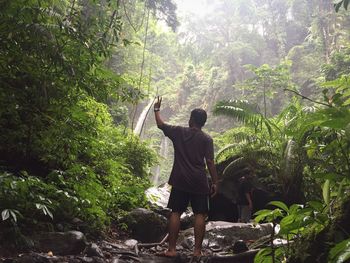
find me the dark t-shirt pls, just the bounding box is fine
[160,124,214,194]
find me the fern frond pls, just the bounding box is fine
[216,143,239,161]
[222,157,245,176]
[213,100,262,127]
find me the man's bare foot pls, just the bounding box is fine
[156,250,177,258]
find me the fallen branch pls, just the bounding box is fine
[137,233,169,249]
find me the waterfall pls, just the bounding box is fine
[133,98,154,136]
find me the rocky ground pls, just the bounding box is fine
[1,186,274,263]
[0,219,272,263]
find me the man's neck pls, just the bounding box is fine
[190,125,201,131]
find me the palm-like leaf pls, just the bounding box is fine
[213,100,261,126]
[214,99,280,137]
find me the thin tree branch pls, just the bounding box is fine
[122,0,147,33]
[284,89,331,107]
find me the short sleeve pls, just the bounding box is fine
[159,123,181,140]
[205,137,214,160]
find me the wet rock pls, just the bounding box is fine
[145,184,170,209]
[209,243,222,252]
[179,221,273,249]
[124,239,138,249]
[33,231,87,255]
[180,211,194,230]
[124,208,167,243]
[232,240,249,253]
[85,243,104,258]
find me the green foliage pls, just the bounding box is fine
[215,61,350,260]
[239,61,295,117]
[0,0,158,240]
[329,238,350,263]
[214,97,309,203]
[254,200,330,262]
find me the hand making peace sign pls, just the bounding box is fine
[154,96,162,111]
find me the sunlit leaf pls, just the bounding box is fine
[9,210,17,222]
[1,209,10,221]
[268,201,289,213]
[322,180,330,206]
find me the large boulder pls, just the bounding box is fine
[124,208,167,243]
[145,184,194,230]
[145,184,170,209]
[33,231,87,255]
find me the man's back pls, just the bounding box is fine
[160,124,214,194]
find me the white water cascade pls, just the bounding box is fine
[133,98,154,136]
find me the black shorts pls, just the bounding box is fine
[167,187,209,214]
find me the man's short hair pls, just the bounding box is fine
[191,108,207,127]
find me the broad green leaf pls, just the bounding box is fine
[320,119,349,129]
[329,238,350,263]
[308,201,324,212]
[279,214,297,234]
[268,201,289,213]
[289,204,303,214]
[254,209,273,216]
[254,210,273,223]
[254,247,273,263]
[336,179,349,200]
[313,173,343,182]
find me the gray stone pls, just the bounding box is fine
[124,239,138,249]
[34,231,87,255]
[85,243,104,258]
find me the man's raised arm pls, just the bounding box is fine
[154,96,165,128]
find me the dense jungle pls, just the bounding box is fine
[1,0,350,262]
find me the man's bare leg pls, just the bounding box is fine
[193,213,206,257]
[163,212,181,256]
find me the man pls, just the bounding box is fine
[237,175,253,223]
[154,96,218,259]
